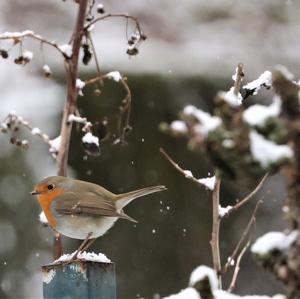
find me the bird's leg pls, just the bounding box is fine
[81,238,96,252]
[71,232,93,260]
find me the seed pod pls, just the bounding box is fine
[82,43,92,65]
[0,49,8,59]
[97,4,105,14]
[94,89,101,96]
[14,56,25,65]
[126,47,139,56]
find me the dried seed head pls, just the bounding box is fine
[126,47,139,56]
[0,49,8,59]
[94,89,101,96]
[97,4,105,14]
[14,56,25,65]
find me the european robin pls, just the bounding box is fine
[31,176,166,253]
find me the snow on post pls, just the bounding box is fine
[42,251,116,299]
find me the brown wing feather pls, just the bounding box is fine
[52,192,137,222]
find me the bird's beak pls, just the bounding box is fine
[30,190,40,195]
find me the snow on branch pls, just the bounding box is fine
[160,148,216,191]
[243,96,281,127]
[163,265,285,299]
[243,71,272,99]
[249,131,293,168]
[251,231,298,256]
[0,30,70,58]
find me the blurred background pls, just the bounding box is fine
[0,0,297,298]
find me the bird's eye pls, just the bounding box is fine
[47,184,54,190]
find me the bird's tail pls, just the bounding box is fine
[115,185,167,210]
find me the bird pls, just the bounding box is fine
[31,176,167,256]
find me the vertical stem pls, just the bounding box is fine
[210,178,222,288]
[233,63,244,96]
[54,0,89,259]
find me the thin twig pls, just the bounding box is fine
[159,148,206,186]
[226,173,268,216]
[223,200,262,273]
[87,33,102,80]
[0,31,67,56]
[233,63,244,96]
[210,178,222,288]
[227,241,250,293]
[85,73,132,143]
[85,13,143,36]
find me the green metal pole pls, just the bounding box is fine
[42,261,116,299]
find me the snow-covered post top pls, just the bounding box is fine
[42,251,116,299]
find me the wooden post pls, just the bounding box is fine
[42,261,116,299]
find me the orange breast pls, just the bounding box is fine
[38,188,64,229]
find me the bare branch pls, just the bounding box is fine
[223,200,262,274]
[159,148,211,188]
[227,241,250,293]
[54,0,89,259]
[226,173,268,216]
[210,178,222,288]
[85,13,143,35]
[233,63,244,96]
[56,0,88,178]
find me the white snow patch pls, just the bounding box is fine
[219,205,233,218]
[49,135,61,154]
[0,30,34,38]
[162,287,200,299]
[219,87,243,107]
[197,176,216,191]
[183,170,193,178]
[31,127,41,135]
[43,269,56,284]
[170,120,188,134]
[76,78,85,89]
[243,71,272,94]
[183,105,221,136]
[68,114,86,123]
[54,251,111,263]
[22,50,33,61]
[39,211,48,225]
[243,96,281,127]
[76,79,85,96]
[107,71,122,82]
[43,64,51,73]
[222,139,235,148]
[58,44,73,58]
[189,265,218,290]
[251,231,298,255]
[249,131,293,168]
[82,132,99,146]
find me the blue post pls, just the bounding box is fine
[42,261,116,299]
